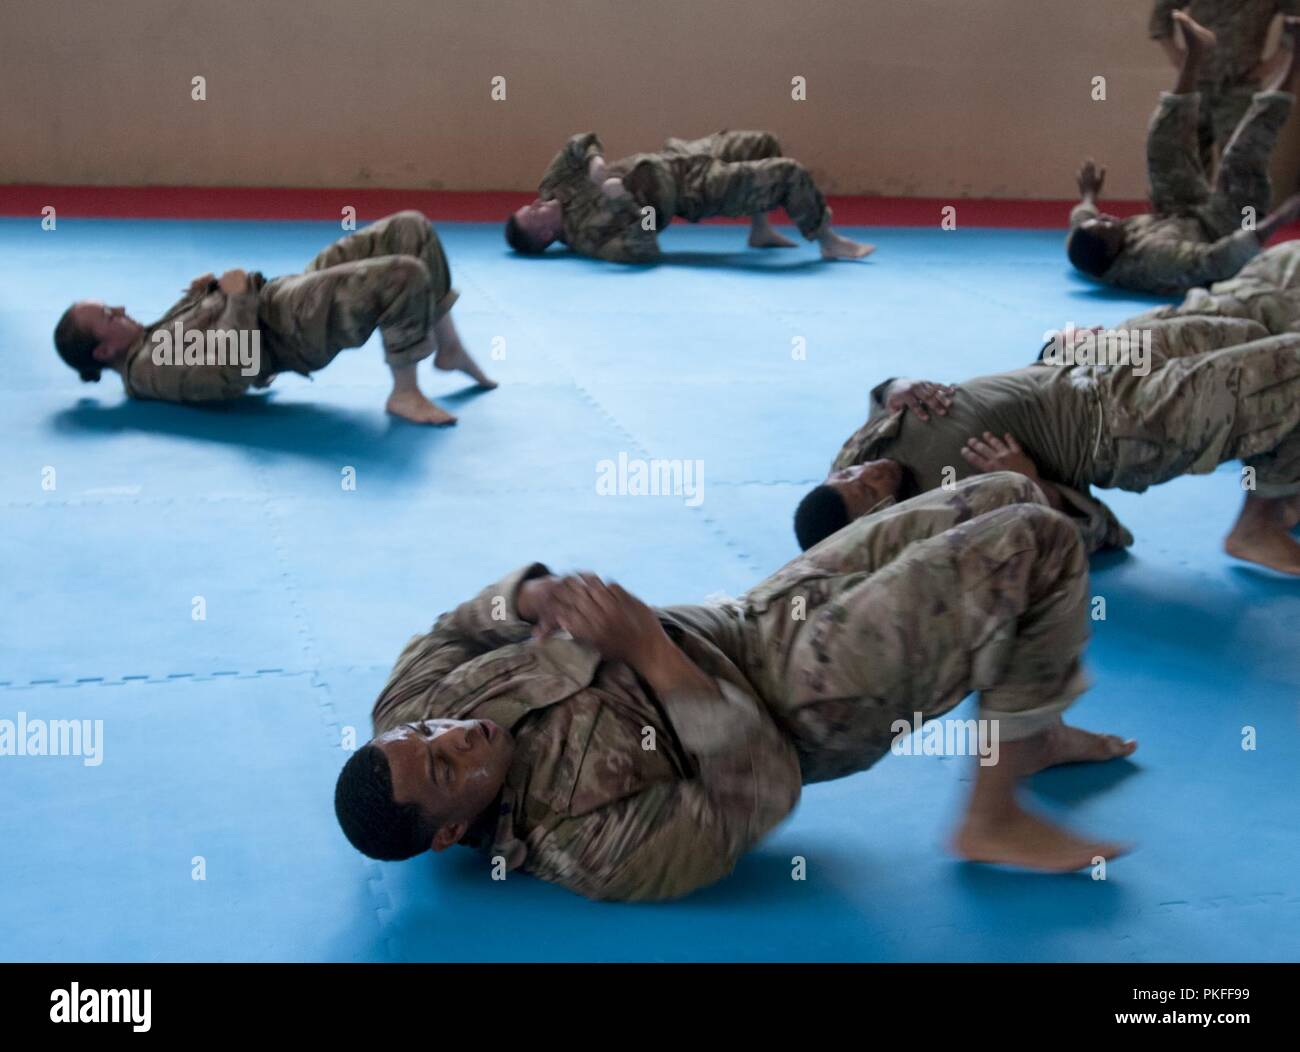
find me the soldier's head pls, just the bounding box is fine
[334,718,514,862]
[1067,218,1125,279]
[794,459,905,551]
[506,199,564,254]
[53,300,143,382]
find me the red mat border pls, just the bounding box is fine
[1,185,1152,227]
[4,186,1296,240]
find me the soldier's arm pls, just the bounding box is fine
[1167,229,1264,289]
[371,564,551,733]
[126,282,263,403]
[594,224,660,263]
[539,133,605,196]
[526,677,802,902]
[830,412,899,471]
[1070,160,1106,229]
[879,378,956,421]
[959,432,1069,513]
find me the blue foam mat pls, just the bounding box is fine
[1,217,1297,961]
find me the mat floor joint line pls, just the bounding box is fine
[0,668,314,689]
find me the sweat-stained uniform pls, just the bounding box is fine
[1069,90,1294,294]
[831,319,1300,552]
[1149,0,1297,167]
[537,130,830,263]
[120,211,457,402]
[370,475,1091,902]
[1127,237,1300,334]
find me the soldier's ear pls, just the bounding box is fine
[430,822,467,853]
[91,341,116,363]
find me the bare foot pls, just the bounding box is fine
[819,230,875,261]
[1225,494,1300,574]
[386,389,457,426]
[1172,10,1217,54]
[434,341,498,389]
[1224,528,1300,574]
[953,804,1129,872]
[748,216,798,249]
[1018,722,1138,776]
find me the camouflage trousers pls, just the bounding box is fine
[1148,90,1292,235]
[1093,330,1300,498]
[258,210,457,375]
[660,130,831,238]
[1127,240,1300,336]
[670,474,1091,784]
[1195,78,1263,174]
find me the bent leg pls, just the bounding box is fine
[1146,93,1211,214]
[661,130,782,162]
[766,472,1050,585]
[1212,91,1295,222]
[1099,333,1300,488]
[305,210,459,324]
[778,502,1090,771]
[709,130,784,162]
[773,504,1126,870]
[260,255,437,372]
[1208,84,1258,162]
[694,157,830,238]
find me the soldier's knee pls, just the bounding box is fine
[391,209,429,227]
[755,131,782,157]
[1018,504,1087,565]
[384,255,432,292]
[977,502,1085,572]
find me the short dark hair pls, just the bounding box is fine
[504,213,550,255]
[1067,225,1118,278]
[54,305,102,382]
[794,484,850,551]
[334,744,433,861]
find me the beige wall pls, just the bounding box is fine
[2,0,1297,201]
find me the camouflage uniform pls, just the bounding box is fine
[832,321,1300,552]
[538,130,830,263]
[1149,1,1297,167]
[1070,90,1294,294]
[371,475,1091,902]
[122,211,456,402]
[1127,238,1300,335]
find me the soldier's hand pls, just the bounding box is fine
[1077,159,1106,198]
[217,269,250,295]
[186,273,216,297]
[517,575,566,638]
[960,432,1040,481]
[549,573,669,670]
[885,379,956,421]
[599,176,629,200]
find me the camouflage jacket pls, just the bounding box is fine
[371,564,801,902]
[539,133,661,263]
[121,272,274,402]
[1127,238,1300,334]
[1070,200,1262,296]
